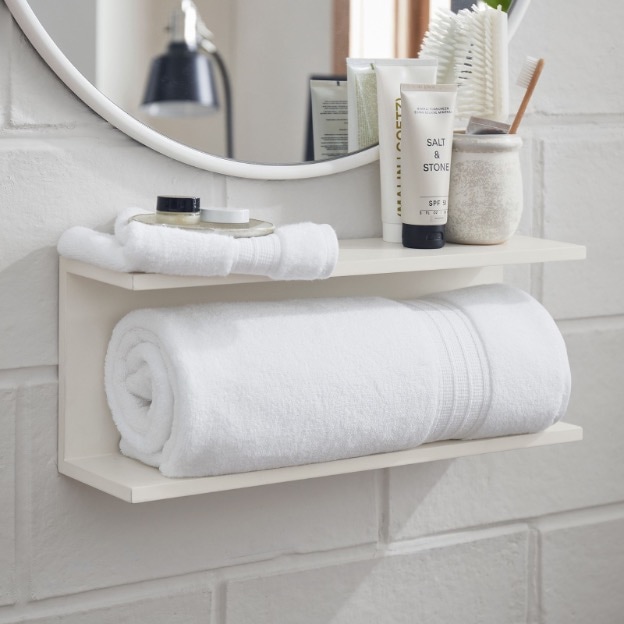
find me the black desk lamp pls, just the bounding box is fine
[141,0,233,158]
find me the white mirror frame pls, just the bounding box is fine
[6,0,531,181]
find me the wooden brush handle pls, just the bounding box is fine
[510,58,545,134]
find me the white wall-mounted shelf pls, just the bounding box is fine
[63,423,581,503]
[58,236,585,503]
[64,234,585,290]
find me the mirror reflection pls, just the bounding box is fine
[27,0,513,166]
[29,0,351,164]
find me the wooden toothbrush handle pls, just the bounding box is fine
[510,59,545,134]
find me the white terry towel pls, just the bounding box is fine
[57,207,338,280]
[104,284,571,477]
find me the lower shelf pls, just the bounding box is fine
[60,422,582,503]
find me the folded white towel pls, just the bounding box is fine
[57,207,338,280]
[104,284,570,477]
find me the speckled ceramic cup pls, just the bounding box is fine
[446,133,523,245]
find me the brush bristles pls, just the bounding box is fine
[419,9,463,84]
[454,5,509,122]
[420,5,509,122]
[516,56,540,88]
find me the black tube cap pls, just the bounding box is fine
[402,224,445,249]
[156,196,200,213]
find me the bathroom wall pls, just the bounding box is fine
[1,1,623,622]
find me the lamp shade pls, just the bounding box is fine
[141,42,219,117]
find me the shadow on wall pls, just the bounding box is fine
[386,459,454,539]
[0,247,59,370]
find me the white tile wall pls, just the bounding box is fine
[509,1,624,116]
[538,506,624,624]
[225,528,529,624]
[1,0,624,621]
[541,128,624,319]
[226,164,383,239]
[1,585,212,624]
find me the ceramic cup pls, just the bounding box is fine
[446,132,523,245]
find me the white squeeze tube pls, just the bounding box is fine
[400,84,458,249]
[375,60,437,243]
[310,79,348,161]
[346,58,379,153]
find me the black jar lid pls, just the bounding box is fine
[156,196,200,213]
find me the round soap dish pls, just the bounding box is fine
[131,213,275,238]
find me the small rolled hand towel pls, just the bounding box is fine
[104,284,571,477]
[57,207,339,280]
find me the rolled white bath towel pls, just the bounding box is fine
[57,207,338,280]
[104,284,571,477]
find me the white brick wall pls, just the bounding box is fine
[225,527,530,624]
[1,0,623,622]
[539,506,624,624]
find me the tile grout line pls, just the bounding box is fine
[0,366,58,389]
[526,525,541,624]
[387,498,624,550]
[13,386,34,608]
[530,137,545,302]
[0,568,214,623]
[5,388,17,609]
[376,468,391,547]
[557,313,624,333]
[212,578,228,624]
[5,8,14,130]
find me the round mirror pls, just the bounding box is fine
[6,0,531,180]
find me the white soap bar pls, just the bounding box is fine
[200,207,250,224]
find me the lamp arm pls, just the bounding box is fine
[195,5,232,158]
[198,39,233,159]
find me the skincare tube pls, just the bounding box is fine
[375,59,437,243]
[346,59,379,152]
[400,84,457,249]
[310,79,348,161]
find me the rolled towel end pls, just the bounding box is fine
[57,226,129,272]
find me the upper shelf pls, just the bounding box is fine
[62,235,586,291]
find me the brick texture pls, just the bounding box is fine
[226,529,529,624]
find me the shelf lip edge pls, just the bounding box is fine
[60,236,587,291]
[61,422,582,503]
[333,247,586,277]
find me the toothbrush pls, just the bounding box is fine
[509,57,545,134]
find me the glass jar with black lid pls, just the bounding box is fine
[155,195,201,225]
